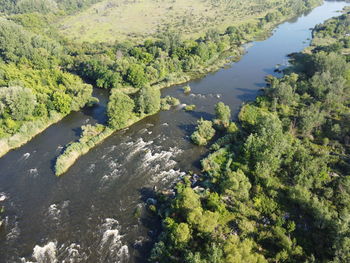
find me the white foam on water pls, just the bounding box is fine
[22,242,87,263]
[140,146,183,172]
[138,128,148,134]
[22,153,31,160]
[151,169,186,184]
[124,138,154,161]
[100,168,123,186]
[60,243,87,263]
[176,104,187,110]
[0,192,7,202]
[107,145,117,153]
[48,204,60,221]
[56,146,63,152]
[32,242,57,263]
[28,168,39,177]
[46,201,70,228]
[6,221,20,241]
[98,218,129,263]
[189,93,206,99]
[108,160,119,170]
[87,163,96,173]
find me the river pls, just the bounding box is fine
[0,1,348,262]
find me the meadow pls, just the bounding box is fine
[59,0,296,43]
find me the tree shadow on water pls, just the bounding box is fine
[235,87,262,101]
[133,187,162,263]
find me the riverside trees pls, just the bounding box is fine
[150,12,350,263]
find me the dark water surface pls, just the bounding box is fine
[0,1,348,262]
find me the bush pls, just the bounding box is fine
[184,104,196,111]
[183,85,191,94]
[160,96,180,110]
[191,118,215,146]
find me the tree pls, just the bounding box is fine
[224,236,267,263]
[215,102,231,127]
[0,86,37,120]
[52,91,72,114]
[171,223,191,245]
[191,118,215,146]
[135,85,160,115]
[107,90,135,129]
[126,64,147,88]
[298,103,325,136]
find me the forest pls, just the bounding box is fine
[149,10,350,263]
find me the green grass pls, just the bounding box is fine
[58,0,298,43]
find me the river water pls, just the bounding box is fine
[0,1,348,262]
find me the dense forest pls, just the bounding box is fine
[149,10,350,263]
[0,16,93,157]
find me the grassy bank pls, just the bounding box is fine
[55,124,113,176]
[0,111,64,158]
[54,113,155,176]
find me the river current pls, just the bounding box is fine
[0,1,348,262]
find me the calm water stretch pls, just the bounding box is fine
[0,1,348,262]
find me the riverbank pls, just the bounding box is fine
[0,112,64,158]
[150,9,350,262]
[53,0,323,176]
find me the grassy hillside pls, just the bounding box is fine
[58,0,313,43]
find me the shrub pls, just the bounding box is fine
[184,104,196,111]
[191,118,215,146]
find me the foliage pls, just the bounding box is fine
[184,104,196,111]
[135,85,160,115]
[191,118,215,146]
[160,96,180,110]
[54,124,113,176]
[214,101,231,128]
[0,86,36,121]
[107,90,135,129]
[183,85,191,94]
[150,12,350,263]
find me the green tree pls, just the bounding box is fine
[171,222,191,245]
[136,85,160,115]
[224,236,267,263]
[52,91,72,114]
[107,90,135,129]
[126,64,147,88]
[191,118,215,146]
[0,86,37,120]
[215,102,231,127]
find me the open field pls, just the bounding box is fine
[58,0,294,43]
